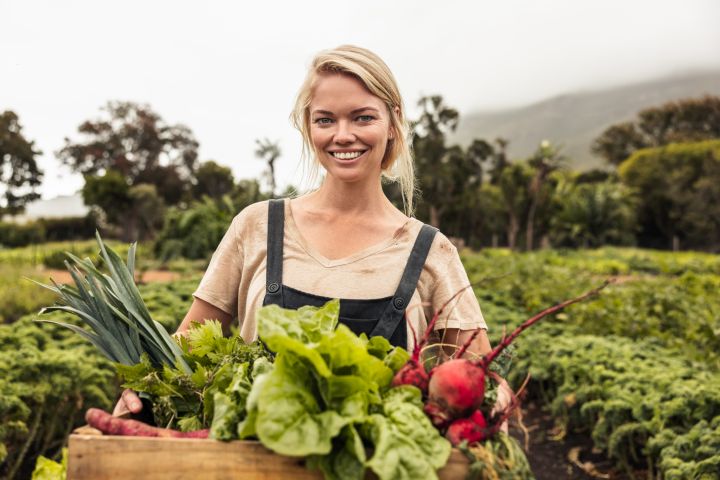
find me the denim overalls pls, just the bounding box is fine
[262,199,438,348]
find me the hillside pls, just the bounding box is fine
[451,71,720,169]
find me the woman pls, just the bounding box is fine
[115,45,493,416]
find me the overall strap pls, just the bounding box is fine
[370,224,438,339]
[263,199,285,306]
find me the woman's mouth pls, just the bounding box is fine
[329,150,367,161]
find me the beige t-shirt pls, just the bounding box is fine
[193,200,487,351]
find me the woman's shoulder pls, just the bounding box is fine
[232,199,271,225]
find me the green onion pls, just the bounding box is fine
[33,232,191,374]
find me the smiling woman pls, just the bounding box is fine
[114,45,493,418]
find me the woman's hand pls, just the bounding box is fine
[491,379,512,433]
[112,389,143,417]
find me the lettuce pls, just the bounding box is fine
[236,299,451,480]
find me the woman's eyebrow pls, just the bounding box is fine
[351,107,380,114]
[311,107,380,116]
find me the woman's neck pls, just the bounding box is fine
[309,176,392,217]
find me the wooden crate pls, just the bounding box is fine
[67,434,470,479]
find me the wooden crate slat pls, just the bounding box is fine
[67,434,469,479]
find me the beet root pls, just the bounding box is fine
[446,410,488,446]
[427,358,485,418]
[85,408,209,438]
[391,361,429,394]
[424,402,452,429]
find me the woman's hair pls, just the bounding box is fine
[291,45,415,215]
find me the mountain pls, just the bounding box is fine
[450,71,720,169]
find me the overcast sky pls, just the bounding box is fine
[3,0,720,199]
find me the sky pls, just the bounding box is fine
[3,0,720,200]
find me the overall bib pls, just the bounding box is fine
[262,199,438,348]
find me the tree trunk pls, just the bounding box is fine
[507,214,519,250]
[429,205,441,229]
[526,174,541,251]
[672,235,680,252]
[492,234,499,248]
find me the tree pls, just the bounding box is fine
[0,111,43,215]
[487,137,510,185]
[592,96,720,165]
[193,160,235,200]
[412,95,460,228]
[254,139,281,197]
[619,140,720,250]
[57,101,199,204]
[498,162,532,250]
[549,178,637,248]
[525,141,565,250]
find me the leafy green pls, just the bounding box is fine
[31,448,67,480]
[232,299,451,480]
[34,233,190,372]
[116,320,270,430]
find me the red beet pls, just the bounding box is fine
[424,402,452,428]
[446,410,488,446]
[427,358,485,418]
[391,361,429,392]
[396,282,609,442]
[85,408,209,438]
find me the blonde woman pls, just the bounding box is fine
[115,45,497,417]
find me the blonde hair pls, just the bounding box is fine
[290,45,415,215]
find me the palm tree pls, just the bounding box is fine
[525,140,565,250]
[254,138,281,197]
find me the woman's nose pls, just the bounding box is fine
[333,120,356,144]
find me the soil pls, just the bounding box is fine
[42,269,181,284]
[510,402,638,480]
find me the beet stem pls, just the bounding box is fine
[479,281,610,370]
[455,329,480,358]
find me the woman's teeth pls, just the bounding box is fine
[331,151,364,159]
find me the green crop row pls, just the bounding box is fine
[506,327,720,479]
[0,278,196,479]
[463,249,720,365]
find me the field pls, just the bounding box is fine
[1,244,718,479]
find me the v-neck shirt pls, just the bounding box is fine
[192,200,486,350]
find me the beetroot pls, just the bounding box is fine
[426,358,485,418]
[446,410,487,446]
[395,281,609,446]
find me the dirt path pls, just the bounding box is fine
[510,402,639,480]
[42,269,181,284]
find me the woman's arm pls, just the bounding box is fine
[174,297,233,337]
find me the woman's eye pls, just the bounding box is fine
[314,118,333,125]
[357,115,375,122]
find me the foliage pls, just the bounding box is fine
[31,448,66,480]
[592,95,720,165]
[507,329,720,478]
[619,140,720,250]
[154,195,237,261]
[232,300,451,480]
[36,234,189,370]
[0,111,43,215]
[117,321,270,430]
[0,265,57,324]
[0,257,196,479]
[193,160,235,200]
[255,139,281,197]
[550,179,637,248]
[57,101,199,202]
[0,317,115,480]
[0,221,45,248]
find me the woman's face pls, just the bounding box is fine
[309,73,393,186]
